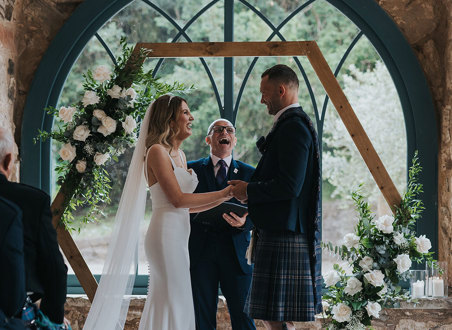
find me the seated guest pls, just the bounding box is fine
[0,127,68,324]
[0,196,26,330]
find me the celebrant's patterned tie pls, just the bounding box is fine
[216,160,227,185]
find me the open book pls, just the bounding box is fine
[192,201,248,229]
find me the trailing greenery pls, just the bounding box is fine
[36,38,192,230]
[321,152,435,329]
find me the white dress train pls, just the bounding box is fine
[139,151,198,330]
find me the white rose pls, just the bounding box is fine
[93,109,107,120]
[415,235,431,254]
[82,90,100,107]
[107,85,122,99]
[101,116,117,134]
[331,303,352,323]
[93,65,111,83]
[374,214,394,234]
[58,106,76,123]
[364,270,385,287]
[59,143,76,162]
[359,256,374,272]
[75,160,86,173]
[73,125,90,142]
[344,277,363,296]
[94,152,109,166]
[97,125,109,137]
[122,115,136,134]
[324,270,341,287]
[343,233,360,249]
[365,301,381,318]
[393,232,406,246]
[394,254,412,273]
[322,300,330,312]
[121,87,137,101]
[378,283,388,297]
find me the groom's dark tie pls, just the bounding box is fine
[216,160,227,185]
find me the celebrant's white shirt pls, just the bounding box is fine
[273,103,300,124]
[211,154,232,176]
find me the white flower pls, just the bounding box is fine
[394,254,412,273]
[364,270,385,287]
[344,277,363,296]
[97,125,109,137]
[359,256,374,272]
[122,115,136,134]
[331,303,352,323]
[75,160,86,173]
[94,152,109,166]
[58,106,76,123]
[393,232,406,246]
[365,301,381,318]
[378,283,388,297]
[100,116,117,136]
[343,233,360,249]
[107,85,122,99]
[374,214,394,234]
[93,109,107,120]
[324,270,341,287]
[322,300,330,312]
[59,143,76,162]
[82,90,100,107]
[415,235,431,254]
[121,87,137,101]
[93,65,111,83]
[73,125,90,142]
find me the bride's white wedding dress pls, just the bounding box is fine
[139,151,198,330]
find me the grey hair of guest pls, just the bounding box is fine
[206,118,235,136]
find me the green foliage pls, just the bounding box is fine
[321,152,435,329]
[37,39,191,230]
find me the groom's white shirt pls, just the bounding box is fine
[273,103,300,124]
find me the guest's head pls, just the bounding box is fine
[145,94,193,149]
[260,64,299,115]
[0,126,14,179]
[206,119,237,159]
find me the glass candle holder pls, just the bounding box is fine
[409,269,427,299]
[426,261,448,298]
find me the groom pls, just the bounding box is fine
[188,119,255,330]
[230,64,322,329]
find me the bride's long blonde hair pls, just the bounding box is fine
[145,94,187,150]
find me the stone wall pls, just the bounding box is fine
[376,0,452,286]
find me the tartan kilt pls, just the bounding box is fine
[244,230,316,322]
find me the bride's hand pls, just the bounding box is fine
[222,185,233,199]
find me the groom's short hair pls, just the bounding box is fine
[262,64,299,90]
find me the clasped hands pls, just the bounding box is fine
[221,180,249,228]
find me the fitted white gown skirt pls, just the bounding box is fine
[139,168,197,330]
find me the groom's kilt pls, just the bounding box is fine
[244,230,316,322]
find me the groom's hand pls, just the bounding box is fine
[228,180,248,203]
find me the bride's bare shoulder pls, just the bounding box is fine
[147,144,167,157]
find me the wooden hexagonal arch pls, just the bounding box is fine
[51,41,401,302]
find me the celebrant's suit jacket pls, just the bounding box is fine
[0,196,26,318]
[188,157,255,274]
[0,174,68,324]
[247,106,323,313]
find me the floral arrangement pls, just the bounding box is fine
[37,38,190,229]
[321,153,434,329]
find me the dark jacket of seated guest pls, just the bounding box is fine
[0,174,68,324]
[0,196,26,319]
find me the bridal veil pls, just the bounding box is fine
[83,105,152,330]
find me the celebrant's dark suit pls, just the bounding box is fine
[0,174,67,324]
[246,106,323,318]
[188,157,255,330]
[0,196,26,320]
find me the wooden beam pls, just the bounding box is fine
[305,42,402,210]
[137,41,310,58]
[52,189,98,302]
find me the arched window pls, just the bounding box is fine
[21,0,437,293]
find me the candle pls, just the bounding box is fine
[411,280,425,298]
[428,277,433,296]
[432,278,444,297]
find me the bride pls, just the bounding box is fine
[83,95,232,330]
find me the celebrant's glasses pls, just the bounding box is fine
[210,126,236,134]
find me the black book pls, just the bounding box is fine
[192,201,248,229]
